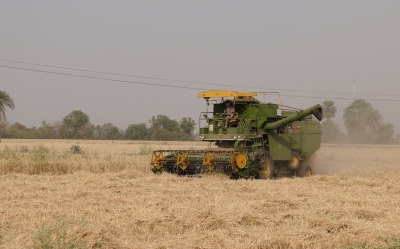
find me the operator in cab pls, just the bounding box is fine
[223,100,235,128]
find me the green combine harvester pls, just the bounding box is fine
[151,90,323,179]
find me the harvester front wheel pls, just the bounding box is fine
[257,152,274,179]
[287,151,301,171]
[297,165,312,177]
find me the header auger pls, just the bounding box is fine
[151,90,323,179]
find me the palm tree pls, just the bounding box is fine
[0,90,15,142]
[0,90,15,122]
[321,100,337,121]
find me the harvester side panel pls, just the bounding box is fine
[257,104,278,118]
[290,133,301,150]
[199,127,208,134]
[299,120,321,157]
[267,131,291,161]
[243,105,259,120]
[301,133,321,157]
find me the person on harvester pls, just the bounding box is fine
[223,100,235,129]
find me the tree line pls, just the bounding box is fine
[321,99,396,144]
[1,110,197,141]
[0,90,398,144]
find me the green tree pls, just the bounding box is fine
[148,115,179,140]
[149,115,180,132]
[93,123,122,140]
[343,99,383,143]
[5,122,28,138]
[180,117,196,134]
[321,120,345,143]
[364,108,382,133]
[106,126,121,140]
[57,122,69,139]
[51,121,66,139]
[93,125,102,139]
[62,110,90,139]
[148,115,197,141]
[149,115,199,140]
[321,100,337,121]
[36,121,56,139]
[76,122,94,139]
[375,123,395,144]
[125,123,148,140]
[0,90,15,142]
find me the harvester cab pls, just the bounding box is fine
[151,90,323,179]
[200,91,258,132]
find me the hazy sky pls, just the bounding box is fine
[1,1,399,133]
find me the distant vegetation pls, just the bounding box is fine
[0,90,15,142]
[1,110,197,141]
[321,99,396,144]
[0,90,398,144]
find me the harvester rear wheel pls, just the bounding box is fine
[287,151,301,171]
[297,165,312,177]
[257,152,274,179]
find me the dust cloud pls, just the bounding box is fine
[311,144,400,176]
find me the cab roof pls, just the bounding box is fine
[197,90,257,99]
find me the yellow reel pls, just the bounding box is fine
[151,151,164,170]
[177,151,190,171]
[203,152,216,171]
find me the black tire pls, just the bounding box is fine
[297,165,312,177]
[287,151,301,171]
[257,152,274,179]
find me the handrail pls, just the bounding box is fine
[253,92,282,109]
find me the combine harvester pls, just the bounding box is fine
[151,90,323,179]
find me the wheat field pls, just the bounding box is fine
[0,139,400,249]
